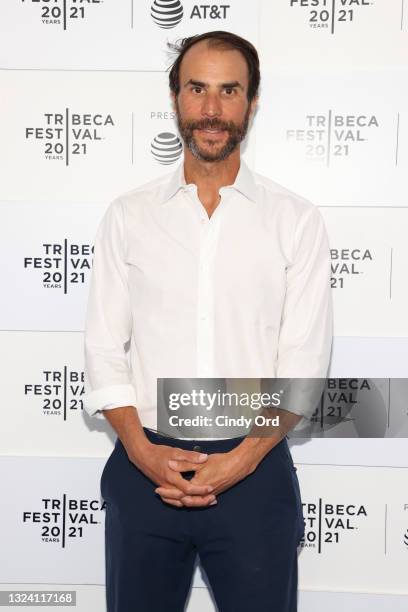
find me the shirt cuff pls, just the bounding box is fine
[83,383,137,418]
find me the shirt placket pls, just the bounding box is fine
[196,204,224,377]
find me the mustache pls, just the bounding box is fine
[183,119,233,131]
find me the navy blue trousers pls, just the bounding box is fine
[101,428,305,612]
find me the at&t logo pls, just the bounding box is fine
[151,132,183,164]
[150,0,230,29]
[151,0,184,28]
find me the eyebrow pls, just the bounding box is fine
[184,79,244,90]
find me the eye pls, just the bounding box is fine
[223,87,236,95]
[192,86,203,94]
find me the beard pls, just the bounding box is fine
[174,100,251,162]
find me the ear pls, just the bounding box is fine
[170,91,177,112]
[249,95,259,118]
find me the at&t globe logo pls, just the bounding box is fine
[151,132,183,164]
[151,0,184,29]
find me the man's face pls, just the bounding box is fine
[172,40,257,162]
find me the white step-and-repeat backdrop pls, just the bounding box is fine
[1,1,408,611]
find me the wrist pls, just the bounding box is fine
[228,444,261,473]
[125,435,153,465]
[231,435,279,466]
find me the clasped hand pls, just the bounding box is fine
[136,443,259,508]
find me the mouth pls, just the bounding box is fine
[196,128,227,138]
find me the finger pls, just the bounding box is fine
[181,494,218,507]
[161,497,183,507]
[173,448,208,463]
[184,482,215,495]
[156,487,216,503]
[155,487,185,500]
[169,473,214,495]
[168,459,206,473]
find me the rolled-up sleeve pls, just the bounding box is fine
[83,197,137,419]
[276,204,333,418]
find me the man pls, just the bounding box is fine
[84,31,333,612]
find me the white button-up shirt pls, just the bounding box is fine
[83,159,333,431]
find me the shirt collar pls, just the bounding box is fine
[158,158,257,205]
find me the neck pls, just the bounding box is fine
[183,149,241,217]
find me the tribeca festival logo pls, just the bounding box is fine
[310,378,369,426]
[23,239,93,295]
[330,247,373,289]
[300,497,368,552]
[295,378,389,438]
[22,496,106,548]
[151,132,183,164]
[286,111,380,167]
[20,0,102,31]
[150,0,230,29]
[25,367,85,420]
[289,0,374,34]
[25,109,115,166]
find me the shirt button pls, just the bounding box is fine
[193,445,201,452]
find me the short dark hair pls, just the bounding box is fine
[167,30,260,103]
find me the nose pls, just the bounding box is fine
[201,91,222,118]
